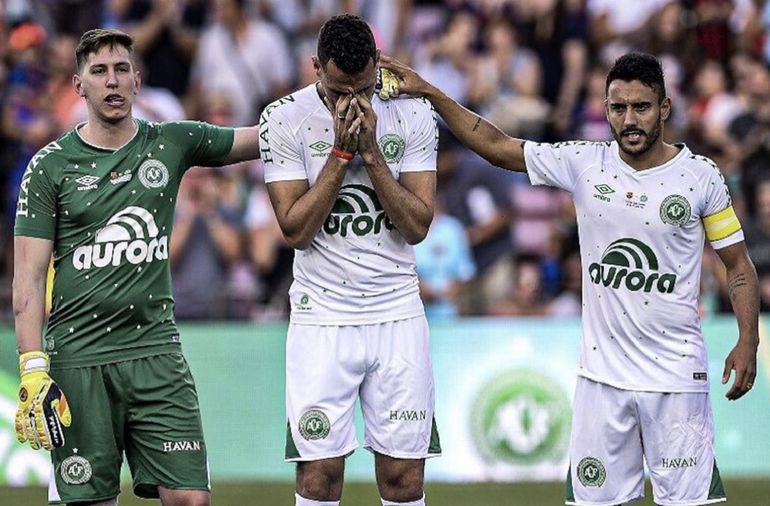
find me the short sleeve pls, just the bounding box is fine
[160,121,235,168]
[400,98,438,173]
[523,141,589,193]
[14,153,59,240]
[259,107,307,183]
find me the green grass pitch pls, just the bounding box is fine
[3,479,769,505]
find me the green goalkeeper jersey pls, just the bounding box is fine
[14,119,235,368]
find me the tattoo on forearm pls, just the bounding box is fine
[728,273,748,301]
[471,118,481,132]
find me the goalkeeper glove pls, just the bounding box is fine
[15,351,71,450]
[376,68,400,100]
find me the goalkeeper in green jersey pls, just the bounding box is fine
[13,28,260,506]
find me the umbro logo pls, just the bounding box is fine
[76,175,99,191]
[309,140,332,158]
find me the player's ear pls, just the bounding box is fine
[133,69,141,95]
[660,97,672,122]
[73,74,84,97]
[312,56,322,79]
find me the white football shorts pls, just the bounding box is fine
[567,377,726,506]
[284,315,441,461]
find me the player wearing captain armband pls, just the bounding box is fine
[380,52,759,506]
[13,28,260,506]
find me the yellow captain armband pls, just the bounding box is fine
[703,205,742,242]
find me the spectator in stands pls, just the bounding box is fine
[190,0,292,126]
[45,32,82,133]
[258,0,350,41]
[438,129,515,315]
[744,179,770,310]
[515,0,589,139]
[488,254,548,317]
[171,168,243,320]
[587,0,669,52]
[245,163,294,321]
[548,248,582,317]
[692,0,735,62]
[645,1,701,78]
[414,198,476,319]
[571,64,612,140]
[117,0,207,98]
[466,18,547,139]
[2,21,56,227]
[726,54,770,214]
[688,59,745,153]
[413,9,477,104]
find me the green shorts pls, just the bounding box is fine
[48,353,209,504]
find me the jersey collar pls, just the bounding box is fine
[611,141,689,177]
[74,119,140,152]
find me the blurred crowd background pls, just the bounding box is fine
[1,0,770,322]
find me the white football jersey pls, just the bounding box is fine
[260,84,438,324]
[525,141,743,392]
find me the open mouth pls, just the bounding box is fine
[622,130,644,142]
[105,94,125,107]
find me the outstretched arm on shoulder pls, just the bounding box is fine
[224,126,262,164]
[379,55,527,173]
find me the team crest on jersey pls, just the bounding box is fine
[577,457,606,487]
[299,409,331,440]
[660,195,691,226]
[138,159,169,189]
[378,134,405,163]
[60,453,92,485]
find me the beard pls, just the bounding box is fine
[612,114,662,157]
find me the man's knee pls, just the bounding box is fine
[158,488,210,506]
[296,459,345,501]
[375,455,425,502]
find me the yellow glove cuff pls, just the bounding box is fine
[19,351,50,376]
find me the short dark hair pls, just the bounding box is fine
[75,28,134,72]
[606,52,666,102]
[317,14,377,74]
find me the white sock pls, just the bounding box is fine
[381,494,425,506]
[295,492,340,506]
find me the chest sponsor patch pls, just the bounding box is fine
[110,170,132,185]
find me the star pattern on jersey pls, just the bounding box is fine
[159,144,165,150]
[91,162,96,169]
